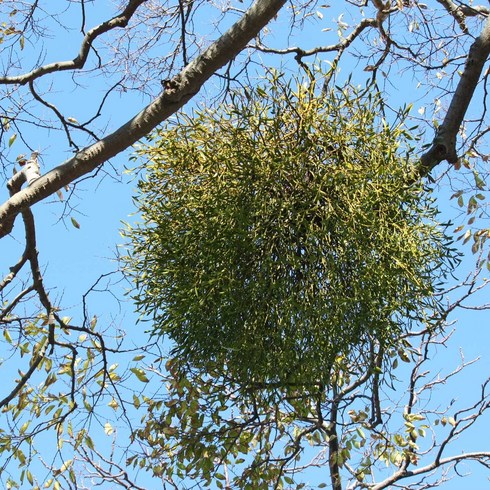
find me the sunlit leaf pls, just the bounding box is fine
[130,367,149,383]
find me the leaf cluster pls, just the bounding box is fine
[124,71,453,387]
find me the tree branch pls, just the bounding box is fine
[253,17,377,61]
[419,15,490,175]
[371,452,490,489]
[0,0,148,85]
[0,0,286,238]
[435,0,469,34]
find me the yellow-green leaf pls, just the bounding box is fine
[70,217,80,229]
[130,367,149,383]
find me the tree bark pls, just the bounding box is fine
[419,16,490,176]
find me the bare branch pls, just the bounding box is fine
[459,4,490,17]
[0,0,148,85]
[253,17,377,62]
[371,452,490,489]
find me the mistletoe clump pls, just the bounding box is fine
[125,73,452,386]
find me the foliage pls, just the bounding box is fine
[124,71,454,387]
[129,330,490,490]
[0,309,118,489]
[1,1,490,488]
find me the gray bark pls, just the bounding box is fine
[419,16,490,176]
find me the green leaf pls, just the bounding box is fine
[108,398,119,410]
[70,217,80,229]
[59,460,72,473]
[85,435,94,450]
[3,329,12,343]
[133,394,141,409]
[474,172,486,190]
[26,470,33,485]
[130,367,149,383]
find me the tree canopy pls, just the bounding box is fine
[0,1,489,489]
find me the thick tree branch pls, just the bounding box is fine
[0,0,287,238]
[0,199,56,409]
[326,401,342,490]
[0,0,148,85]
[419,16,490,176]
[459,4,490,17]
[435,0,469,33]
